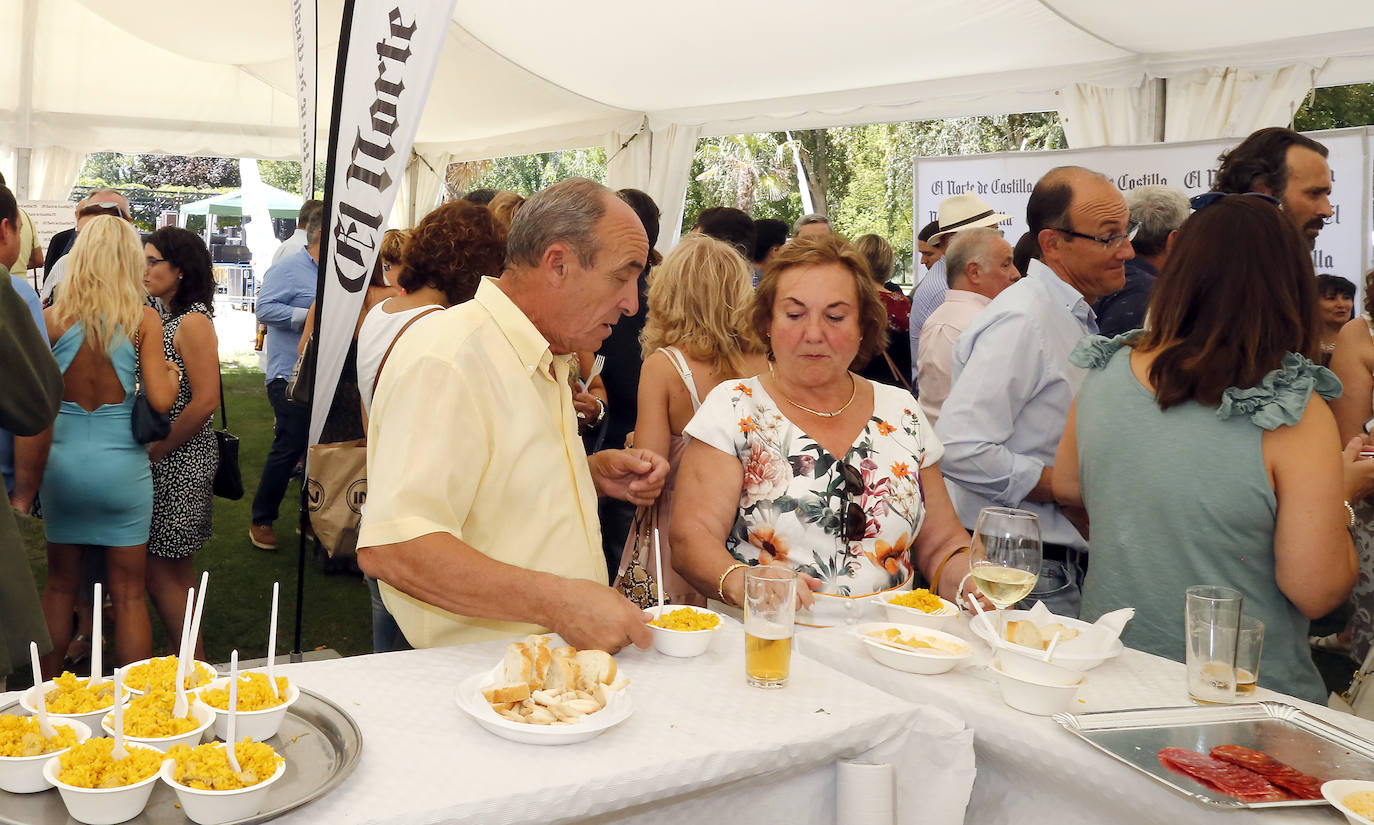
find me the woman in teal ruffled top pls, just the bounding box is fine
[1052,195,1357,703]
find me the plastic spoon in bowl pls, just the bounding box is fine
[90,582,102,686]
[28,642,57,739]
[173,588,194,719]
[225,650,242,773]
[266,581,280,698]
[1043,630,1063,663]
[188,570,209,664]
[111,668,129,761]
[652,525,665,613]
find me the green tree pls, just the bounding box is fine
[695,133,795,213]
[462,147,607,195]
[257,159,328,198]
[1293,83,1374,131]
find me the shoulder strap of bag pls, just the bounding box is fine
[882,350,914,395]
[218,371,229,429]
[374,307,442,391]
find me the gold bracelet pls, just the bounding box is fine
[932,545,969,597]
[717,562,749,604]
[1346,501,1357,529]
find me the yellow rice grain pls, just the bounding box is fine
[57,738,161,788]
[1346,791,1374,819]
[166,739,283,791]
[123,656,213,693]
[889,588,948,614]
[44,672,117,714]
[118,691,199,738]
[199,673,289,711]
[0,714,79,757]
[649,607,720,632]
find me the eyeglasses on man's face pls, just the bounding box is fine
[1050,220,1140,251]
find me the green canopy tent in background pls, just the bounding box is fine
[178,184,304,220]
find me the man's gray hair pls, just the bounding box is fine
[1124,185,1189,257]
[792,213,830,233]
[506,177,609,270]
[944,227,1004,287]
[84,188,132,220]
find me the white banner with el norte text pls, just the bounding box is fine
[915,127,1372,297]
[311,0,456,445]
[291,0,317,199]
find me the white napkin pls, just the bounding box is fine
[1018,602,1133,654]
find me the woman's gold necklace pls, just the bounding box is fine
[768,362,857,418]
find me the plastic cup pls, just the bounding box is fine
[1185,585,1243,704]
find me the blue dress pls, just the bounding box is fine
[40,323,153,546]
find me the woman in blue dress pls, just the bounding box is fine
[38,215,179,674]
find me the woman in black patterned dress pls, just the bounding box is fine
[142,227,219,659]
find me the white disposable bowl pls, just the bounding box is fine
[1323,779,1374,825]
[855,622,973,675]
[102,699,214,750]
[161,752,287,825]
[42,742,164,825]
[994,650,1082,686]
[970,610,1123,671]
[873,591,960,632]
[645,605,721,658]
[0,718,92,793]
[992,660,1082,716]
[119,658,218,696]
[200,677,299,741]
[20,680,121,732]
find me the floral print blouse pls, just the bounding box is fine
[684,375,944,625]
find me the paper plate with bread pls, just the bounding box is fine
[969,603,1132,671]
[454,635,632,745]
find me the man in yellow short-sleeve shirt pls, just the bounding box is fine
[358,178,667,653]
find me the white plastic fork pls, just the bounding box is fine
[226,650,242,773]
[111,668,129,761]
[28,642,58,739]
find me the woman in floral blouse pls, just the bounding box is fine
[671,235,979,626]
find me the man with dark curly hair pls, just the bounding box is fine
[1210,127,1331,249]
[357,178,668,653]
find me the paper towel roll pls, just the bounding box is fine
[835,760,894,825]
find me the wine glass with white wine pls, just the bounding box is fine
[970,507,1043,640]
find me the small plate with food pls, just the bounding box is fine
[871,588,959,631]
[969,609,1123,671]
[453,635,632,745]
[854,622,973,675]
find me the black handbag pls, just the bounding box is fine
[285,335,314,407]
[213,373,244,500]
[131,331,171,444]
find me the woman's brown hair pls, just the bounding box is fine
[398,201,506,305]
[1136,195,1320,410]
[748,234,888,369]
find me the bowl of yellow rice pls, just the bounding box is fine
[100,691,214,750]
[1322,779,1374,825]
[646,605,721,658]
[20,673,123,731]
[0,715,91,793]
[873,588,959,631]
[119,655,217,696]
[161,739,286,825]
[199,674,297,742]
[42,738,165,825]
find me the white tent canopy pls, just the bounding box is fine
[3,0,1373,231]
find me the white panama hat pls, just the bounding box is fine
[930,193,1011,242]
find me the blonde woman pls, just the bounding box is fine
[38,215,179,672]
[626,235,768,604]
[488,191,525,234]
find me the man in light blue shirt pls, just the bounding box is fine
[935,167,1136,617]
[249,215,320,550]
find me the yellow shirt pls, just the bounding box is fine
[358,278,606,647]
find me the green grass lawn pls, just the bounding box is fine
[18,367,372,683]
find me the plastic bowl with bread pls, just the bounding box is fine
[455,635,632,745]
[991,659,1082,716]
[645,604,721,657]
[970,609,1122,671]
[854,622,972,675]
[872,589,959,632]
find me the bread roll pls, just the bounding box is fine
[575,650,617,688]
[545,656,582,693]
[1006,620,1044,650]
[503,642,533,686]
[481,682,531,704]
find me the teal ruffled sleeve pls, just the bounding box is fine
[1069,331,1143,370]
[1217,353,1343,430]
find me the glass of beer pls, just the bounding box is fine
[744,566,797,689]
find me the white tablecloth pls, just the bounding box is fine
[8,620,972,825]
[798,615,1374,825]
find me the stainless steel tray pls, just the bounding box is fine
[0,686,362,825]
[1053,701,1374,809]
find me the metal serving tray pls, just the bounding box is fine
[1053,701,1374,809]
[0,686,362,825]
